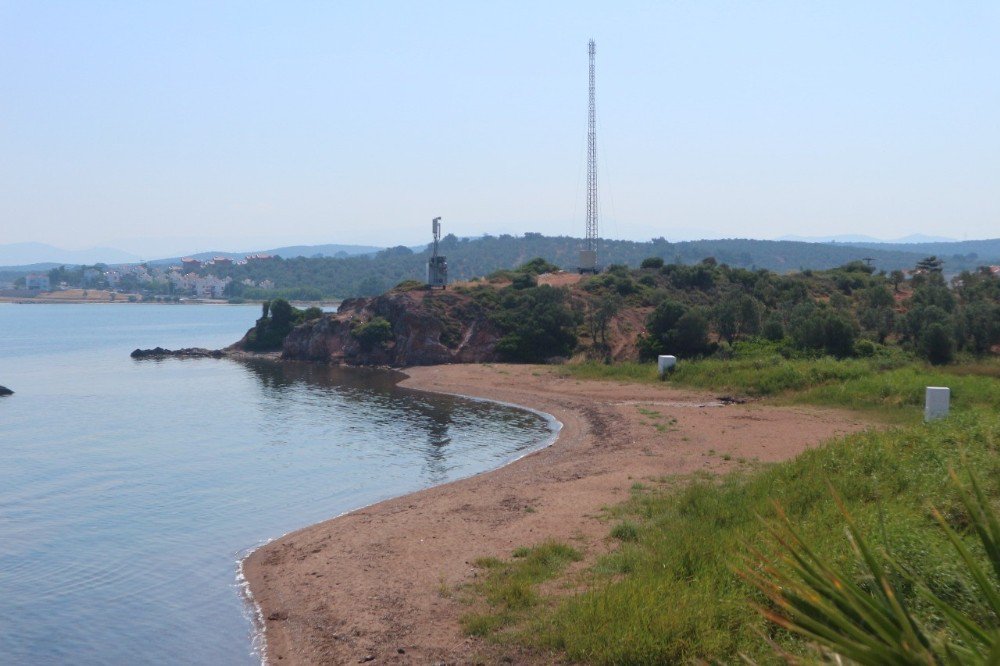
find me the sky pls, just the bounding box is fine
[1,1,998,256]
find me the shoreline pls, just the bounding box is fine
[243,363,872,664]
[0,297,341,307]
[238,388,565,665]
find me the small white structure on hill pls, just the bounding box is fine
[925,386,950,422]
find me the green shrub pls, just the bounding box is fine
[493,286,578,362]
[351,316,393,351]
[921,321,955,365]
[394,279,426,292]
[641,256,665,269]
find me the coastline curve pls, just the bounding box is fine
[238,367,563,664]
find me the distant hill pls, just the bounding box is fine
[204,234,1000,300]
[0,242,142,266]
[0,242,384,270]
[779,233,957,244]
[0,262,63,273]
[7,235,997,298]
[145,243,382,265]
[842,238,1000,259]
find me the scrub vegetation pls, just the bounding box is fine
[560,343,1000,420]
[452,256,1000,662]
[461,385,1000,662]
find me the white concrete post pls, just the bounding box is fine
[658,355,677,378]
[924,386,950,422]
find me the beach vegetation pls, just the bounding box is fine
[459,541,583,637]
[558,345,1000,421]
[466,410,1000,662]
[467,343,1000,662]
[745,468,1000,664]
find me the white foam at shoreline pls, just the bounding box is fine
[236,387,562,665]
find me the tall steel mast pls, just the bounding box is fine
[579,39,599,273]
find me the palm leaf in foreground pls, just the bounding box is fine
[742,473,1000,664]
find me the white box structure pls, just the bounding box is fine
[658,355,677,377]
[925,386,950,422]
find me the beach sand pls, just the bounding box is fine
[243,364,871,664]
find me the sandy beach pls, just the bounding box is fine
[243,364,871,664]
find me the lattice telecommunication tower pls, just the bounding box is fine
[578,39,599,274]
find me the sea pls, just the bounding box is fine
[0,303,554,664]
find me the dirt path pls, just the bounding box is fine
[243,364,870,664]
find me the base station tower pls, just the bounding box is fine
[427,217,448,289]
[578,39,599,274]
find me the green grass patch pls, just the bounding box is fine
[460,541,583,639]
[609,520,640,542]
[515,352,1000,661]
[560,355,1000,420]
[470,411,1000,662]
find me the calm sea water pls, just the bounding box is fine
[0,304,553,664]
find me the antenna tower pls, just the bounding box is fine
[579,39,599,274]
[427,217,448,289]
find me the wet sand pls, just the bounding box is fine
[243,364,871,664]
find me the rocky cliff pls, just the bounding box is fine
[262,289,504,367]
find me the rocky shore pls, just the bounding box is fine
[130,347,226,359]
[268,290,503,366]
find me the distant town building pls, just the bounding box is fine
[245,254,274,262]
[181,258,202,270]
[25,274,51,291]
[192,275,230,299]
[210,256,233,266]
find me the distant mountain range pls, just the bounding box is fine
[144,243,382,266]
[0,242,143,267]
[0,242,382,269]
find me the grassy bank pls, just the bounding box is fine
[463,353,1000,662]
[558,352,1000,420]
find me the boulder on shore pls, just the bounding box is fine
[130,347,225,359]
[0,385,13,396]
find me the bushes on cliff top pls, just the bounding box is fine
[492,285,579,362]
[639,299,712,359]
[351,317,393,351]
[243,298,317,351]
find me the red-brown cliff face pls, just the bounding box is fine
[275,290,504,367]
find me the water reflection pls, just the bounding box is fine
[236,360,462,483]
[0,301,553,665]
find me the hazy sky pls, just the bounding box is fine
[2,1,998,255]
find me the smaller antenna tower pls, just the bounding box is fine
[427,217,448,289]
